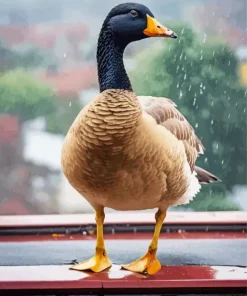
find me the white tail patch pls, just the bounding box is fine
[173,161,201,206]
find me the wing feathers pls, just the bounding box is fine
[195,166,221,184]
[138,96,204,170]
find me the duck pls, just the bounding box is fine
[61,2,220,275]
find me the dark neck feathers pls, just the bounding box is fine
[97,23,132,92]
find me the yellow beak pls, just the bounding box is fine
[143,14,177,38]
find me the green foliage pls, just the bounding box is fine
[131,22,246,210]
[13,46,45,69]
[176,190,241,211]
[0,42,77,135]
[0,68,56,122]
[45,98,81,135]
[0,41,19,73]
[0,40,59,73]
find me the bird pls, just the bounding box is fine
[61,2,220,275]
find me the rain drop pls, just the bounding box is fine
[179,90,183,99]
[221,160,224,164]
[179,52,183,60]
[195,123,199,128]
[64,52,67,58]
[184,73,187,80]
[69,102,72,107]
[228,113,231,119]
[177,83,180,88]
[189,85,192,91]
[204,158,208,163]
[203,33,207,44]
[193,97,197,106]
[211,101,214,106]
[228,61,231,66]
[211,119,214,125]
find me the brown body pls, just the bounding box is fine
[61,90,203,212]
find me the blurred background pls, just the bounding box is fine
[0,0,246,215]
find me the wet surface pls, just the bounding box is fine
[0,238,246,267]
[0,264,246,289]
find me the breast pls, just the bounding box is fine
[61,93,189,211]
[102,167,168,211]
[61,123,165,210]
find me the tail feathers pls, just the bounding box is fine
[195,166,221,184]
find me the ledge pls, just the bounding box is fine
[0,211,246,228]
[0,265,246,294]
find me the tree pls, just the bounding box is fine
[0,41,19,73]
[0,41,78,136]
[45,97,81,135]
[0,40,59,74]
[131,23,246,211]
[0,68,55,122]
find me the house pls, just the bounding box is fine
[0,23,88,50]
[0,115,34,215]
[40,66,97,97]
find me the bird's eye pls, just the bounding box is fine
[130,10,138,17]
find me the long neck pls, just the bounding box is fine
[97,25,132,92]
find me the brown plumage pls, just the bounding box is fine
[139,96,204,170]
[61,2,221,275]
[62,91,220,211]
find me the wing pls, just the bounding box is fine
[138,96,204,171]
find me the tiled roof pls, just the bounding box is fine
[40,66,97,96]
[0,23,88,49]
[0,115,19,142]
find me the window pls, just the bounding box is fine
[0,0,246,295]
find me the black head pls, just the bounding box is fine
[97,3,177,92]
[104,2,177,46]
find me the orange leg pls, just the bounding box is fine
[121,209,166,275]
[70,208,112,272]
